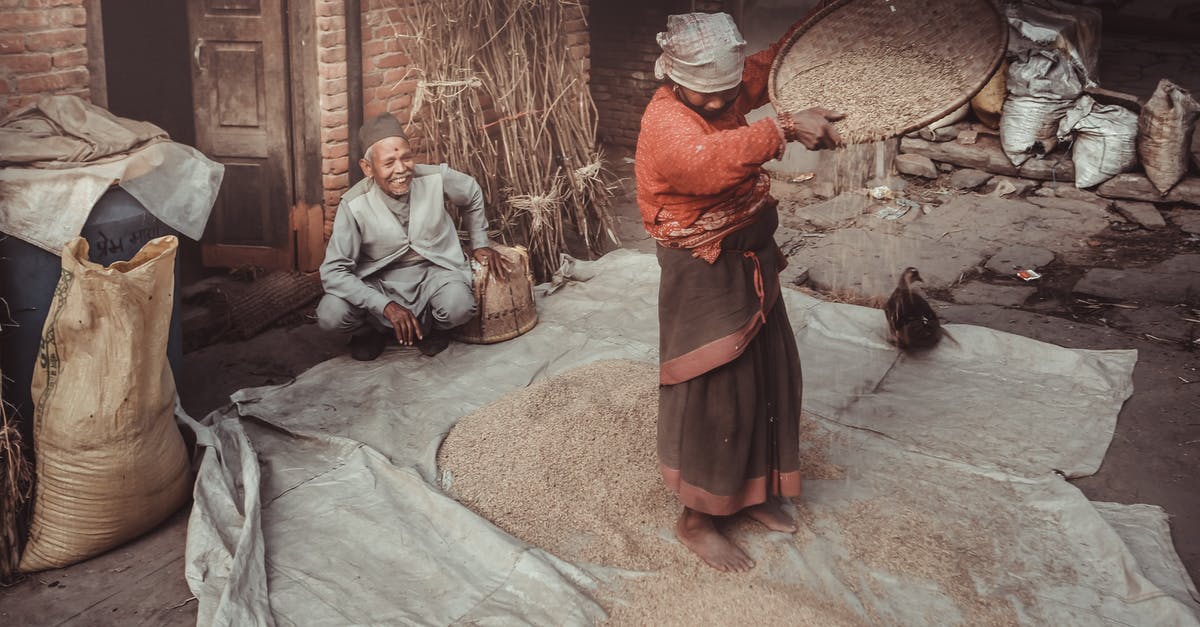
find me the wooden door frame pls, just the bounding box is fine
[285,0,327,272]
[91,1,321,271]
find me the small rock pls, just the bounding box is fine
[949,168,993,191]
[1039,182,1106,203]
[985,245,1055,275]
[982,175,1039,197]
[895,153,939,179]
[1032,186,1056,198]
[1113,200,1166,229]
[952,282,1037,307]
[1028,195,1113,215]
[866,176,908,194]
[1168,207,1200,235]
[938,162,955,173]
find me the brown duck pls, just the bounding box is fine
[885,267,942,351]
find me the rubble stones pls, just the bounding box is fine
[1113,200,1167,229]
[985,245,1055,275]
[952,281,1037,307]
[1168,207,1200,235]
[938,162,955,173]
[895,153,939,179]
[1096,173,1200,207]
[789,192,872,229]
[1028,195,1113,215]
[949,168,993,191]
[1072,254,1200,304]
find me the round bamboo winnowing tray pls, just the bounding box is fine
[769,0,1007,144]
[452,245,538,345]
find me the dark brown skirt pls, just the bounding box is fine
[656,207,803,516]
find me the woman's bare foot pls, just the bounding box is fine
[744,499,798,533]
[676,508,755,572]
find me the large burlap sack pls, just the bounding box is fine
[1138,79,1200,195]
[1000,50,1083,166]
[971,60,1007,130]
[1059,95,1139,188]
[20,235,191,572]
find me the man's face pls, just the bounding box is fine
[361,136,415,197]
[675,83,742,120]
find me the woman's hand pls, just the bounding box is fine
[780,108,845,150]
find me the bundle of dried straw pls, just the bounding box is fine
[395,0,617,279]
[1,364,33,583]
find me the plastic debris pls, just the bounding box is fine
[1017,269,1042,281]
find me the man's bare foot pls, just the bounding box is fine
[676,508,755,572]
[744,500,798,533]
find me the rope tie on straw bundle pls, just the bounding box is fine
[411,76,483,120]
[507,191,565,234]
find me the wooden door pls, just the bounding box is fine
[188,0,293,269]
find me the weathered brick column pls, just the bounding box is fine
[0,0,90,114]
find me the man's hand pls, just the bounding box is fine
[472,247,514,282]
[783,107,845,150]
[383,301,422,346]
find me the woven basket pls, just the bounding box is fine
[452,245,538,345]
[769,0,1007,143]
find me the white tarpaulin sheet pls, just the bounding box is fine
[184,250,1199,625]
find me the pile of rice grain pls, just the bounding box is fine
[438,359,857,624]
[774,43,967,144]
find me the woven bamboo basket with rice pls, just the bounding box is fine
[452,245,538,345]
[769,0,1008,144]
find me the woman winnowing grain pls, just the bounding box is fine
[635,11,842,572]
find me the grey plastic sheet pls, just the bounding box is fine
[184,250,1199,626]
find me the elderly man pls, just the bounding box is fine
[636,11,842,573]
[318,113,510,360]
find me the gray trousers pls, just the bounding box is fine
[316,280,476,335]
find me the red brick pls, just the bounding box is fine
[24,0,84,7]
[385,94,411,114]
[47,6,87,27]
[51,46,85,68]
[323,172,349,189]
[317,29,345,47]
[0,52,51,72]
[374,78,414,101]
[322,92,347,111]
[318,61,345,80]
[566,31,588,47]
[361,37,400,58]
[322,141,349,160]
[372,52,408,69]
[0,10,50,31]
[316,0,341,18]
[380,70,412,86]
[15,66,87,93]
[324,124,348,142]
[321,76,346,96]
[319,45,345,64]
[323,157,347,175]
[0,33,24,53]
[362,70,383,89]
[0,79,10,95]
[320,111,345,128]
[25,28,86,52]
[317,16,345,32]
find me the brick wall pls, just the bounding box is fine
[316,0,350,238]
[0,0,90,114]
[589,0,729,151]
